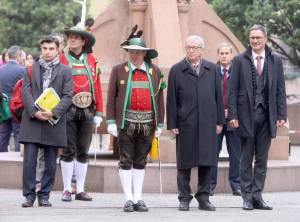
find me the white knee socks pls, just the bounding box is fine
[132,169,145,203]
[60,160,74,192]
[75,160,88,193]
[119,169,133,201]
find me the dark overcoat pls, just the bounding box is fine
[167,59,225,169]
[227,47,287,138]
[19,62,73,147]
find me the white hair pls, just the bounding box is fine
[186,35,205,48]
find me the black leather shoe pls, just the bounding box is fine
[232,189,242,196]
[75,192,92,201]
[123,200,134,212]
[38,199,52,207]
[62,190,72,202]
[178,201,189,211]
[209,190,214,196]
[242,199,254,210]
[198,200,216,211]
[21,198,34,208]
[253,199,273,210]
[134,200,149,212]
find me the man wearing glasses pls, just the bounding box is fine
[228,25,287,210]
[167,35,225,211]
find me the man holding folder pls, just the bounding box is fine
[19,35,73,207]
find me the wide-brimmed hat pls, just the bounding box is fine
[122,37,158,60]
[64,24,95,52]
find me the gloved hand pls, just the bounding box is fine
[156,127,162,138]
[93,116,103,128]
[107,123,118,137]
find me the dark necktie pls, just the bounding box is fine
[223,68,228,109]
[256,56,263,75]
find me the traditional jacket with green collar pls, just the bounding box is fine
[60,52,103,116]
[106,61,165,129]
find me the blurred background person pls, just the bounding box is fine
[0,46,25,152]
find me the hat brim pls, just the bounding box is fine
[122,45,158,59]
[64,28,95,52]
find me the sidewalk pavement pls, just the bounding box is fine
[0,189,300,222]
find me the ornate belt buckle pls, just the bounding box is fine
[72,92,93,108]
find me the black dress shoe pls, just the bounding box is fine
[232,189,242,196]
[134,200,149,212]
[38,199,52,207]
[242,199,254,210]
[209,190,214,196]
[178,201,189,211]
[253,199,273,210]
[62,190,72,202]
[75,192,92,201]
[123,200,135,212]
[198,200,216,211]
[21,198,34,208]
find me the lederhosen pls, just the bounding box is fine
[118,63,155,169]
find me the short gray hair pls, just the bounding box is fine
[186,35,205,48]
[7,46,22,60]
[217,42,233,53]
[249,24,267,37]
[51,33,65,43]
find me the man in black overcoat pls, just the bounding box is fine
[228,25,287,210]
[167,35,225,211]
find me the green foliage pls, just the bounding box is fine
[0,0,87,54]
[210,0,300,68]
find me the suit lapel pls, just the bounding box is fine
[49,65,60,86]
[244,53,254,108]
[33,63,41,91]
[198,62,207,79]
[267,54,273,92]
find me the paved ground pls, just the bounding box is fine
[0,189,300,222]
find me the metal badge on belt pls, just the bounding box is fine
[72,92,93,108]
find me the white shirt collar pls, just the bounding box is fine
[252,50,265,61]
[130,61,147,72]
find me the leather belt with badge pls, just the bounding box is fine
[72,92,93,108]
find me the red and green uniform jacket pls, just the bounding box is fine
[60,52,103,116]
[106,61,166,129]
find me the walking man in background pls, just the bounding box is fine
[0,46,25,152]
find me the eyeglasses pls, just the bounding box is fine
[185,46,202,51]
[249,36,265,40]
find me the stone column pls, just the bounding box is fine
[128,0,148,31]
[177,0,192,45]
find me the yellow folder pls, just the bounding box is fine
[34,87,60,111]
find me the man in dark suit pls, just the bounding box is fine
[0,46,25,152]
[167,35,225,211]
[228,25,287,210]
[19,35,72,207]
[210,43,241,196]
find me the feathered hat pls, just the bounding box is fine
[121,25,158,60]
[64,0,95,52]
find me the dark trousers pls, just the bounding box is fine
[0,118,20,152]
[61,105,94,163]
[177,166,211,202]
[211,124,241,192]
[118,122,154,170]
[23,143,58,201]
[240,107,271,201]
